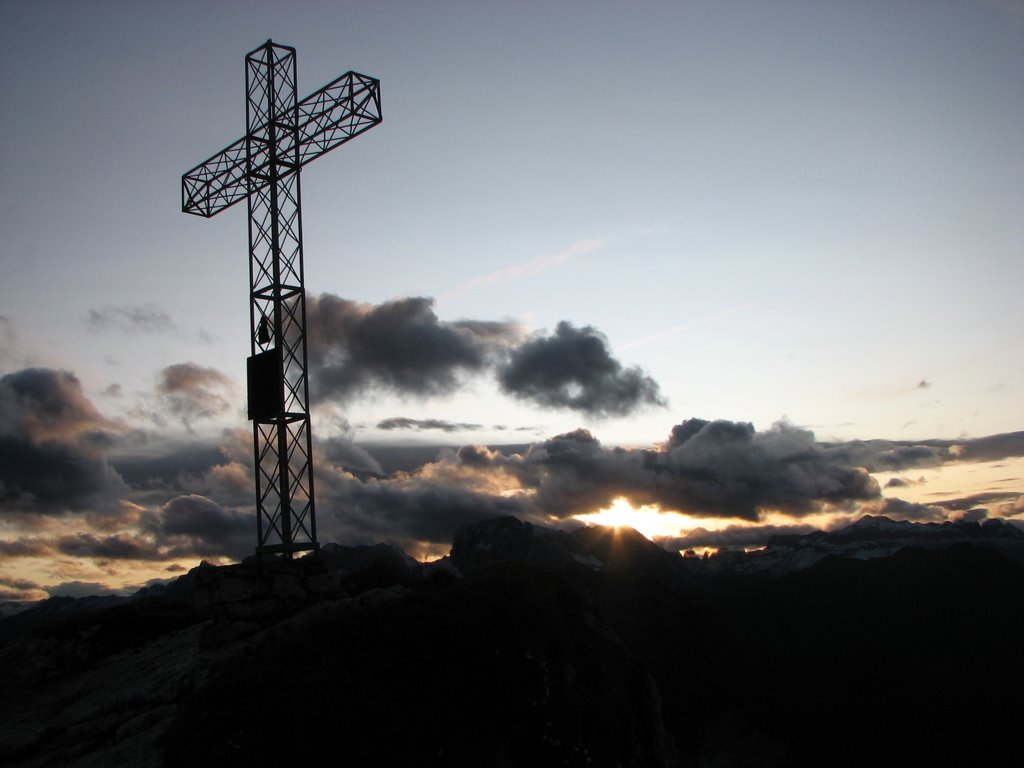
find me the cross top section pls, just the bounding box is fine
[183,40,381,218]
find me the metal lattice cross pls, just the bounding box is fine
[182,40,381,557]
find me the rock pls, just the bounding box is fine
[215,577,263,604]
[271,573,307,602]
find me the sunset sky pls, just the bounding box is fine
[1,0,1022,599]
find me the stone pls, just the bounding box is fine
[216,577,263,603]
[272,573,307,602]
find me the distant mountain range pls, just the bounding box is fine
[703,514,1024,576]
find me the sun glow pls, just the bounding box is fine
[575,497,725,541]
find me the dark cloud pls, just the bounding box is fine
[156,363,235,428]
[55,532,165,561]
[320,436,384,475]
[952,508,988,524]
[659,523,819,552]
[319,467,527,549]
[6,367,1017,575]
[869,497,945,522]
[377,417,483,433]
[110,440,231,490]
[143,494,252,560]
[354,444,452,474]
[306,294,519,399]
[498,322,664,417]
[0,493,251,567]
[0,368,124,511]
[0,575,40,591]
[315,420,895,549]
[46,580,126,598]
[949,431,1024,462]
[926,491,1021,512]
[622,421,880,524]
[87,305,176,335]
[322,407,1012,547]
[0,539,51,558]
[819,431,1024,471]
[0,368,114,441]
[306,294,661,418]
[819,439,945,472]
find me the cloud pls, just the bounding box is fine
[948,431,1024,462]
[515,419,882,521]
[0,492,252,567]
[0,575,40,591]
[926,491,1022,513]
[5,363,1014,581]
[0,367,116,442]
[659,523,819,552]
[46,580,127,598]
[0,368,124,511]
[315,419,922,548]
[156,363,235,428]
[110,439,231,490]
[439,239,602,303]
[307,294,520,399]
[0,538,52,558]
[320,436,384,475]
[498,322,664,416]
[819,439,945,472]
[316,418,971,549]
[862,497,946,522]
[87,305,177,335]
[952,507,988,523]
[377,417,483,433]
[307,294,662,418]
[319,464,527,549]
[54,531,166,561]
[142,494,252,560]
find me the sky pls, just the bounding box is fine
[1,0,1022,599]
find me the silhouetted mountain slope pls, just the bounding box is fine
[166,563,677,767]
[2,515,1022,767]
[718,544,1024,767]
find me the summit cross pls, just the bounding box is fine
[181,40,381,557]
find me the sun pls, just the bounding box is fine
[575,497,710,541]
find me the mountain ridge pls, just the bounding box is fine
[2,514,1023,766]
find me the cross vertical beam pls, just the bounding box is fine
[181,40,381,558]
[245,41,315,557]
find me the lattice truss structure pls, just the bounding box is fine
[181,41,381,556]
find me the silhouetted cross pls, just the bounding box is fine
[181,40,381,556]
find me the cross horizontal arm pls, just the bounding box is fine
[182,137,249,218]
[296,71,381,167]
[182,72,382,218]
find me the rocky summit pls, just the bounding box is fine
[1,515,1023,767]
